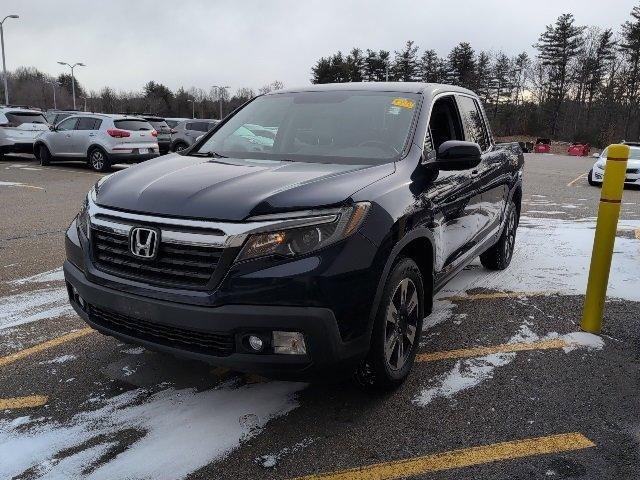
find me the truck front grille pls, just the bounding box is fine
[91,228,223,288]
[89,305,235,356]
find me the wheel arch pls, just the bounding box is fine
[369,229,435,329]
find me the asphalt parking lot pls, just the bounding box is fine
[1,153,639,479]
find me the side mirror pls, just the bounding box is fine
[436,140,482,170]
[49,125,56,131]
[592,152,600,158]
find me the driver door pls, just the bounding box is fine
[49,117,78,156]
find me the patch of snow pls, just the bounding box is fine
[255,437,316,469]
[122,347,145,355]
[441,217,640,302]
[423,299,455,330]
[0,382,304,480]
[0,286,73,331]
[122,366,136,377]
[8,268,64,286]
[40,355,76,365]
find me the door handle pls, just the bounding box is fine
[89,133,96,137]
[470,169,480,177]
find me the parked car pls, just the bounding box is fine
[165,117,190,129]
[533,138,551,153]
[0,107,50,157]
[567,142,590,156]
[45,109,84,125]
[588,144,640,186]
[34,114,160,171]
[136,115,172,154]
[64,83,523,390]
[171,119,218,152]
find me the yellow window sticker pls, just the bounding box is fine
[391,98,415,109]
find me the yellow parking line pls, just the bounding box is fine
[0,395,48,410]
[416,338,568,363]
[0,328,93,368]
[567,172,588,187]
[292,433,594,480]
[442,291,553,301]
[635,229,640,240]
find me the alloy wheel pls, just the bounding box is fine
[503,207,517,262]
[384,278,419,371]
[91,150,104,170]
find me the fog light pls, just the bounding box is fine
[248,335,264,352]
[272,331,306,355]
[77,296,86,309]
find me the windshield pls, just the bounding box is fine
[600,147,640,160]
[194,91,421,164]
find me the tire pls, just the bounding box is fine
[480,200,518,271]
[587,169,601,187]
[173,141,188,152]
[88,147,111,172]
[353,257,425,391]
[38,144,52,166]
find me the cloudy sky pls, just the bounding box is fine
[2,0,638,94]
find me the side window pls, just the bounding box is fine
[93,119,103,130]
[456,95,488,151]
[185,122,195,131]
[57,117,78,131]
[76,117,98,130]
[426,95,464,155]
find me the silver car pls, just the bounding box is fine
[171,119,218,152]
[34,114,160,171]
[0,107,50,157]
[138,116,171,154]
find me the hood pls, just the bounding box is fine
[96,153,394,221]
[595,157,640,169]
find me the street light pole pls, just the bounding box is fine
[57,61,85,110]
[47,81,60,109]
[0,15,19,105]
[212,85,230,120]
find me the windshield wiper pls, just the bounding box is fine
[188,151,228,158]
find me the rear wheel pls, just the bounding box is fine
[38,144,52,166]
[88,148,111,172]
[480,200,518,271]
[354,257,424,391]
[173,141,188,152]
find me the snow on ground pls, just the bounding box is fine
[0,268,72,331]
[255,437,316,469]
[0,381,305,480]
[414,323,605,407]
[39,354,76,365]
[440,217,640,302]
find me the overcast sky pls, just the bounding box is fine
[2,0,638,94]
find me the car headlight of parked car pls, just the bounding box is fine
[596,160,606,169]
[237,202,370,261]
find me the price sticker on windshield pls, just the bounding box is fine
[391,98,415,109]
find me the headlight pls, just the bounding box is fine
[596,160,606,169]
[77,174,112,238]
[237,202,370,261]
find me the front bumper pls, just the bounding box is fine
[592,165,640,184]
[64,260,369,379]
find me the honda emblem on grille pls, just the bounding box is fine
[130,227,159,259]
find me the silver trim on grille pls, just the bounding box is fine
[87,195,340,247]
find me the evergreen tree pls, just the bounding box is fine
[311,57,334,84]
[475,51,492,101]
[534,13,585,135]
[392,40,419,82]
[346,48,364,82]
[446,42,476,89]
[619,4,640,137]
[419,49,447,83]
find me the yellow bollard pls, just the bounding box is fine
[581,143,630,333]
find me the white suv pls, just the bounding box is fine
[34,114,160,171]
[0,107,50,157]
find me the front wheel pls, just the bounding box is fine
[354,257,424,391]
[38,144,52,166]
[173,141,188,152]
[587,169,601,187]
[480,200,518,271]
[88,148,111,172]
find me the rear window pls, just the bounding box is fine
[114,119,153,131]
[187,122,213,132]
[166,120,180,128]
[6,112,48,125]
[147,119,170,132]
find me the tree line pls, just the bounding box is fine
[311,5,640,147]
[0,68,283,120]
